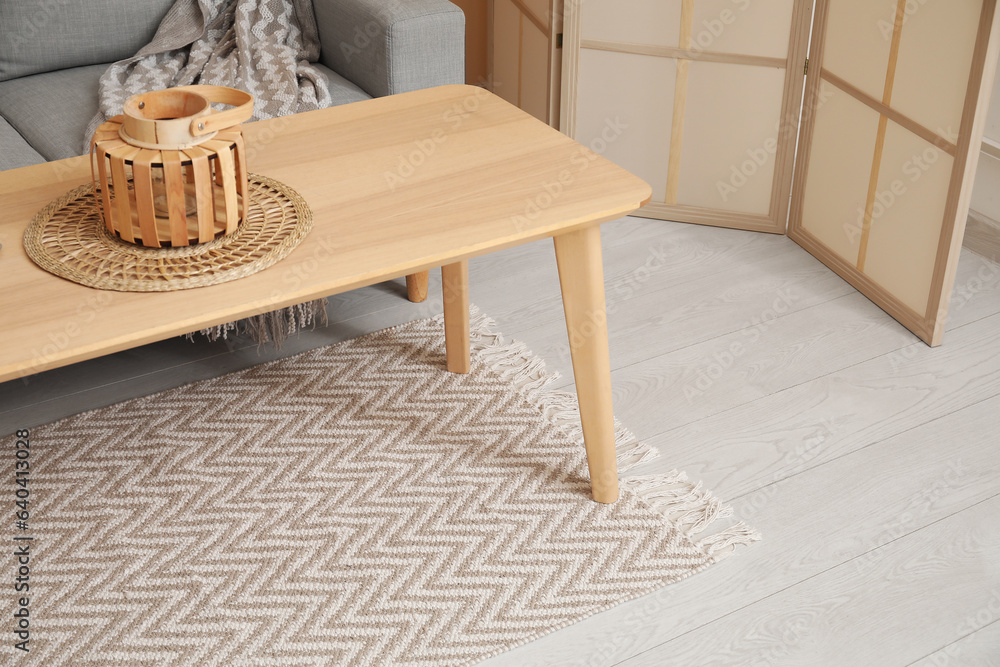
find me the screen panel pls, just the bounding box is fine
[490,0,555,125]
[577,49,676,203]
[788,0,1000,346]
[800,83,881,263]
[892,1,982,137]
[677,61,787,214]
[581,0,682,47]
[492,0,521,106]
[690,0,796,59]
[821,0,895,102]
[520,18,551,121]
[521,0,548,21]
[863,123,955,314]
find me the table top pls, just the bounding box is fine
[0,85,651,383]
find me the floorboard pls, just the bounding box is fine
[911,619,1000,667]
[619,495,1000,666]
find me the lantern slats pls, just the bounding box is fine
[131,157,160,248]
[184,146,216,244]
[203,140,229,187]
[215,148,239,235]
[161,150,189,247]
[233,134,248,206]
[184,161,197,192]
[108,144,141,244]
[97,153,114,233]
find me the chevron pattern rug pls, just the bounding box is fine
[3,309,758,665]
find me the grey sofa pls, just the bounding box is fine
[0,0,465,170]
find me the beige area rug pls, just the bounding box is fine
[2,309,758,666]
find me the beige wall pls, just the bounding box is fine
[450,0,489,85]
[970,65,1000,223]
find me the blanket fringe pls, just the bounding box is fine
[187,299,329,347]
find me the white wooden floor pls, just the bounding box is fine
[2,217,999,666]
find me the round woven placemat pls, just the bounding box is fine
[23,173,312,292]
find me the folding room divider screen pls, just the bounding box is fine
[491,0,562,126]
[560,0,1000,346]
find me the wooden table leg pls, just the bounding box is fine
[406,271,429,302]
[552,225,619,504]
[442,260,470,374]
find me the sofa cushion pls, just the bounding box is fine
[315,0,465,98]
[0,117,45,171]
[0,0,175,82]
[312,63,372,107]
[0,64,107,161]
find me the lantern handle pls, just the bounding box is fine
[177,85,255,136]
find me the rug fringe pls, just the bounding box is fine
[622,471,762,559]
[699,522,762,556]
[461,307,658,473]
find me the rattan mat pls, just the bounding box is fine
[22,173,312,291]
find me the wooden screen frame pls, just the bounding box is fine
[489,0,562,127]
[787,0,1000,345]
[559,0,814,233]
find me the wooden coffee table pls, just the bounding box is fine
[0,85,651,503]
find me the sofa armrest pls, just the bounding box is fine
[314,0,465,99]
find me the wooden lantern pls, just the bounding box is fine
[90,85,254,248]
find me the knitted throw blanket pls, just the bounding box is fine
[86,0,332,344]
